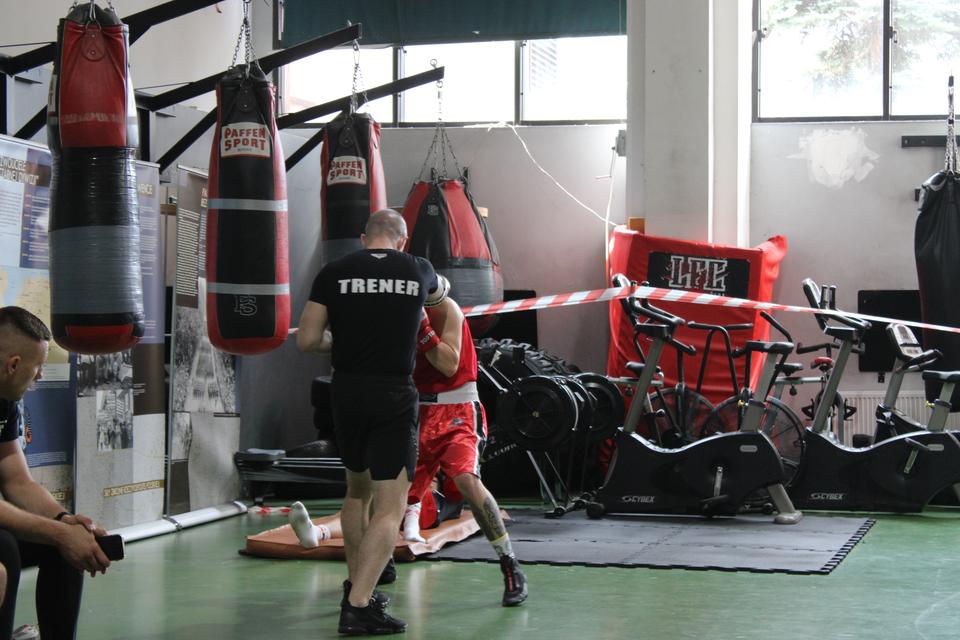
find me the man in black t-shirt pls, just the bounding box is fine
[0,306,112,639]
[298,209,438,636]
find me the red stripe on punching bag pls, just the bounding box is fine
[205,62,290,355]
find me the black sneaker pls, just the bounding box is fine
[500,555,528,607]
[341,580,390,609]
[377,557,397,585]
[338,599,406,636]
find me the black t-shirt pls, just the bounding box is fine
[310,248,438,376]
[0,398,23,443]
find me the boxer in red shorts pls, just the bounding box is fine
[406,296,528,607]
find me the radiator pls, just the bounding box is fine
[839,391,960,445]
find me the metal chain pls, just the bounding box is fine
[230,0,257,71]
[946,76,957,174]
[413,59,464,182]
[349,40,369,114]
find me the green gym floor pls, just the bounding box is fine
[13,500,960,639]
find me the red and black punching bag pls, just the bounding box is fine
[320,111,387,264]
[402,178,503,335]
[206,62,290,355]
[47,2,144,354]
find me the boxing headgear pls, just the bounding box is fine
[424,274,451,308]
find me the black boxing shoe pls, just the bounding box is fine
[338,599,406,636]
[377,557,397,585]
[341,580,390,609]
[500,555,528,607]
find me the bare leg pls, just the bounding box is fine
[454,472,527,606]
[341,470,373,582]
[454,473,507,544]
[347,467,410,607]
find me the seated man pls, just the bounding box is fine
[0,306,111,639]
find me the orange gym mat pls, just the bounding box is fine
[243,509,504,562]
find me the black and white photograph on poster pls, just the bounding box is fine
[77,351,133,398]
[96,388,134,452]
[171,411,192,461]
[172,303,237,416]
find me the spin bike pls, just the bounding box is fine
[786,279,960,512]
[586,275,802,524]
[867,322,953,444]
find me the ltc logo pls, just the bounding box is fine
[668,255,729,293]
[647,252,751,298]
[234,295,258,316]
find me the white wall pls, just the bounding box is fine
[257,124,627,449]
[751,120,947,396]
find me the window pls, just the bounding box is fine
[281,47,394,123]
[521,36,627,122]
[279,36,627,126]
[400,42,515,123]
[890,0,960,116]
[756,0,960,120]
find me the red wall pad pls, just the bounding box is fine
[206,63,290,355]
[607,228,788,403]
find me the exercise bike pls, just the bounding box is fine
[786,279,960,512]
[586,275,802,524]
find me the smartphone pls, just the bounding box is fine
[96,534,125,561]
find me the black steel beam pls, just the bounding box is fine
[284,131,324,172]
[14,107,46,141]
[125,0,222,44]
[138,24,361,112]
[156,109,216,173]
[0,0,222,77]
[158,66,444,173]
[277,66,444,130]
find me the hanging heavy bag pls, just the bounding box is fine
[402,125,503,336]
[319,111,387,265]
[47,1,144,354]
[915,78,960,409]
[205,19,290,355]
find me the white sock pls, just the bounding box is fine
[289,501,326,548]
[403,503,426,543]
[491,532,514,558]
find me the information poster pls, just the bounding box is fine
[0,135,73,506]
[73,161,167,529]
[168,166,239,515]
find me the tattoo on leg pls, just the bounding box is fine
[475,495,506,541]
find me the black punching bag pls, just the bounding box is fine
[915,76,960,409]
[319,111,387,265]
[47,2,144,354]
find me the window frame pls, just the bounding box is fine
[752,0,952,123]
[274,15,627,128]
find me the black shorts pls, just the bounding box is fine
[331,371,419,481]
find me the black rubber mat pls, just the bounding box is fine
[424,510,875,575]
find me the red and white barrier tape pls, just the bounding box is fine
[461,284,960,336]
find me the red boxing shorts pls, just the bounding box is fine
[408,394,487,504]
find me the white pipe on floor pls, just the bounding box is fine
[110,501,248,543]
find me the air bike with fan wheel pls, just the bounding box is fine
[479,351,626,518]
[584,275,803,524]
[784,279,960,512]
